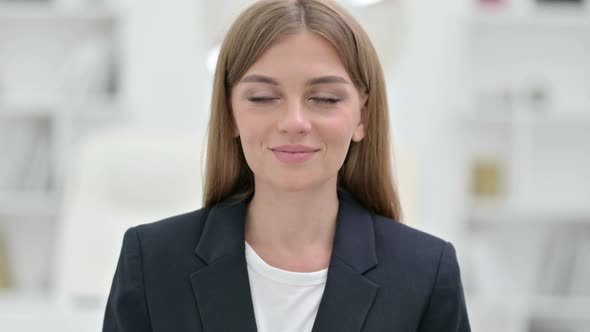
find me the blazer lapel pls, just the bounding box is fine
[190,199,258,332]
[312,189,380,332]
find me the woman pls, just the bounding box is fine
[103,0,471,331]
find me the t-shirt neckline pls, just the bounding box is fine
[244,241,328,286]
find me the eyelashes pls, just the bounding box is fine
[247,96,341,105]
[247,96,278,103]
[311,97,341,104]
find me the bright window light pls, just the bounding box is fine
[345,0,384,7]
[207,45,221,74]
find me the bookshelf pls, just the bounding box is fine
[0,2,124,308]
[457,1,590,331]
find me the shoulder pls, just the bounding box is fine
[125,207,212,255]
[137,207,211,234]
[372,214,449,259]
[371,218,472,330]
[370,214,458,283]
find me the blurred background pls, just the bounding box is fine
[0,0,589,331]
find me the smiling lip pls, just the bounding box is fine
[271,145,320,164]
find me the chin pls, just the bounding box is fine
[253,165,337,193]
[272,179,317,193]
[266,173,334,194]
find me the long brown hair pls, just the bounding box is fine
[203,0,403,222]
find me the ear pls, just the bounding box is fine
[351,93,368,142]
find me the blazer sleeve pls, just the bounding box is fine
[417,241,471,332]
[103,227,153,332]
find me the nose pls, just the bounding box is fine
[277,100,311,136]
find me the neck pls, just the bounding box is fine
[244,181,339,255]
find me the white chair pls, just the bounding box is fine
[52,125,206,309]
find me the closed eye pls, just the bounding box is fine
[310,97,340,104]
[248,96,278,103]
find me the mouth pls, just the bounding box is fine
[270,146,320,164]
[270,145,321,153]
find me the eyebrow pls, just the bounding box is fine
[307,76,350,85]
[240,74,350,86]
[241,75,279,85]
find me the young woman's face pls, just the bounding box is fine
[231,31,367,193]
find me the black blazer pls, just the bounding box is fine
[103,190,471,331]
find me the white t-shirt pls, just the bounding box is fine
[245,241,328,332]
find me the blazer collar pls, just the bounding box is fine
[190,189,379,332]
[193,194,248,264]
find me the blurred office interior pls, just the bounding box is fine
[0,0,589,331]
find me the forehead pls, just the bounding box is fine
[242,31,350,81]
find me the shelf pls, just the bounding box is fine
[0,289,55,310]
[468,293,590,321]
[0,290,104,332]
[0,4,118,24]
[0,97,125,121]
[0,191,59,217]
[466,201,590,226]
[73,96,126,120]
[456,110,590,126]
[532,295,590,321]
[465,9,590,30]
[0,108,54,119]
[0,100,58,119]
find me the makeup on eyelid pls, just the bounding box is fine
[244,90,346,102]
[246,97,342,107]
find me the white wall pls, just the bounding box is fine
[387,0,467,239]
[116,0,212,132]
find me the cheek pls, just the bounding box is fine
[235,124,263,172]
[232,107,271,165]
[233,103,262,142]
[319,112,356,148]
